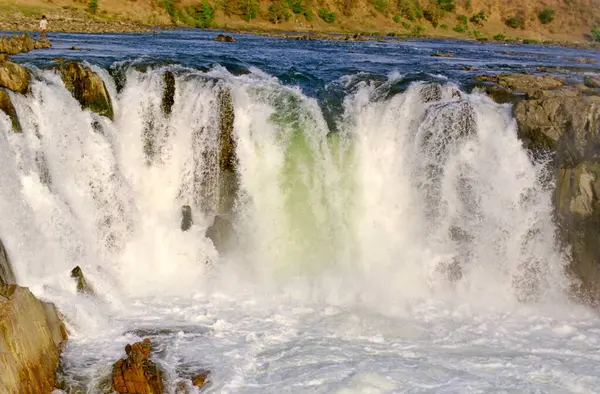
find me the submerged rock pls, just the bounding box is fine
[0,241,67,394]
[215,34,236,43]
[112,338,163,394]
[70,266,95,296]
[181,205,193,231]
[162,71,176,116]
[0,60,30,94]
[59,62,114,119]
[0,88,21,132]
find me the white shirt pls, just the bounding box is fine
[40,19,48,30]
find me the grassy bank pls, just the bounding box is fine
[0,0,599,46]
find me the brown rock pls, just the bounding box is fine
[0,88,21,132]
[215,34,236,43]
[70,266,95,296]
[0,34,50,55]
[584,76,600,89]
[59,62,114,119]
[112,338,163,394]
[0,237,15,297]
[192,370,210,388]
[431,52,454,57]
[0,61,30,94]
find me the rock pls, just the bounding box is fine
[112,338,164,394]
[162,71,175,116]
[0,34,50,55]
[584,76,600,89]
[192,370,210,388]
[206,215,236,253]
[69,46,82,51]
[0,60,30,94]
[70,266,95,296]
[59,62,114,119]
[419,82,442,103]
[181,205,192,231]
[461,66,477,71]
[0,237,15,298]
[0,284,68,394]
[431,52,454,57]
[0,88,21,132]
[215,34,236,43]
[218,87,237,215]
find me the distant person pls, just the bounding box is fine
[40,15,48,40]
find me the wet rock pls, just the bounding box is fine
[0,34,51,55]
[584,76,600,89]
[206,215,236,253]
[181,205,193,231]
[419,82,442,103]
[215,34,236,43]
[112,338,163,394]
[0,284,67,393]
[218,87,238,214]
[59,62,114,119]
[431,52,454,57]
[0,60,30,94]
[70,266,95,296]
[192,370,210,388]
[474,73,564,97]
[0,88,21,132]
[0,237,15,298]
[162,71,175,116]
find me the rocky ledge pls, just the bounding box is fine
[0,34,51,55]
[474,72,600,303]
[0,239,68,394]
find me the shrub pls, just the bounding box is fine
[505,15,523,29]
[412,24,426,35]
[318,7,336,23]
[184,1,215,28]
[372,0,389,14]
[239,0,260,21]
[457,14,468,24]
[162,0,178,21]
[593,27,600,41]
[88,0,99,14]
[453,24,466,33]
[464,0,472,10]
[523,38,539,44]
[493,33,506,40]
[287,0,305,14]
[469,10,486,26]
[393,14,401,23]
[538,8,554,24]
[440,24,448,29]
[402,21,411,29]
[424,8,442,26]
[267,1,291,23]
[437,0,456,12]
[397,0,421,21]
[304,9,313,22]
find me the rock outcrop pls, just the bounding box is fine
[476,72,600,303]
[181,205,193,231]
[0,59,30,94]
[59,62,114,119]
[0,285,67,393]
[218,87,237,215]
[0,34,51,55]
[112,338,163,394]
[0,238,15,298]
[162,71,176,116]
[0,88,21,132]
[70,266,95,296]
[214,34,236,43]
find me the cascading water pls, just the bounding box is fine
[0,63,595,392]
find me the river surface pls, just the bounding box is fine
[1,29,600,393]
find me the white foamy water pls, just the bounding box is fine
[0,65,599,393]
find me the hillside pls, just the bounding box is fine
[0,0,599,43]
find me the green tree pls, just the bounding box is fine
[88,0,99,14]
[268,1,291,23]
[239,0,260,21]
[318,7,336,23]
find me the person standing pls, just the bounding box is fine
[40,15,48,40]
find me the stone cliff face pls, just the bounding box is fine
[476,73,600,303]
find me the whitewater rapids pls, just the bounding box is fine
[0,64,599,393]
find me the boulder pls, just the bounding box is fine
[112,338,163,394]
[0,285,68,394]
[70,266,95,296]
[584,76,600,89]
[192,370,210,388]
[206,215,236,253]
[181,205,193,231]
[0,88,21,132]
[162,71,176,116]
[0,34,51,55]
[0,60,30,94]
[215,34,236,43]
[59,62,114,119]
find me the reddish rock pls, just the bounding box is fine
[112,338,163,394]
[192,370,210,388]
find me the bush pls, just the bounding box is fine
[88,0,99,14]
[424,8,442,26]
[372,0,389,14]
[393,14,401,23]
[470,10,486,26]
[318,7,336,23]
[304,9,313,22]
[493,33,506,40]
[453,24,466,33]
[162,0,178,21]
[464,0,471,10]
[457,14,468,24]
[267,1,291,23]
[538,8,554,24]
[440,24,448,29]
[505,15,523,29]
[287,0,305,14]
[593,27,600,41]
[239,0,260,21]
[412,24,426,35]
[184,1,215,28]
[397,0,421,21]
[402,21,411,29]
[437,0,455,12]
[523,38,539,44]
